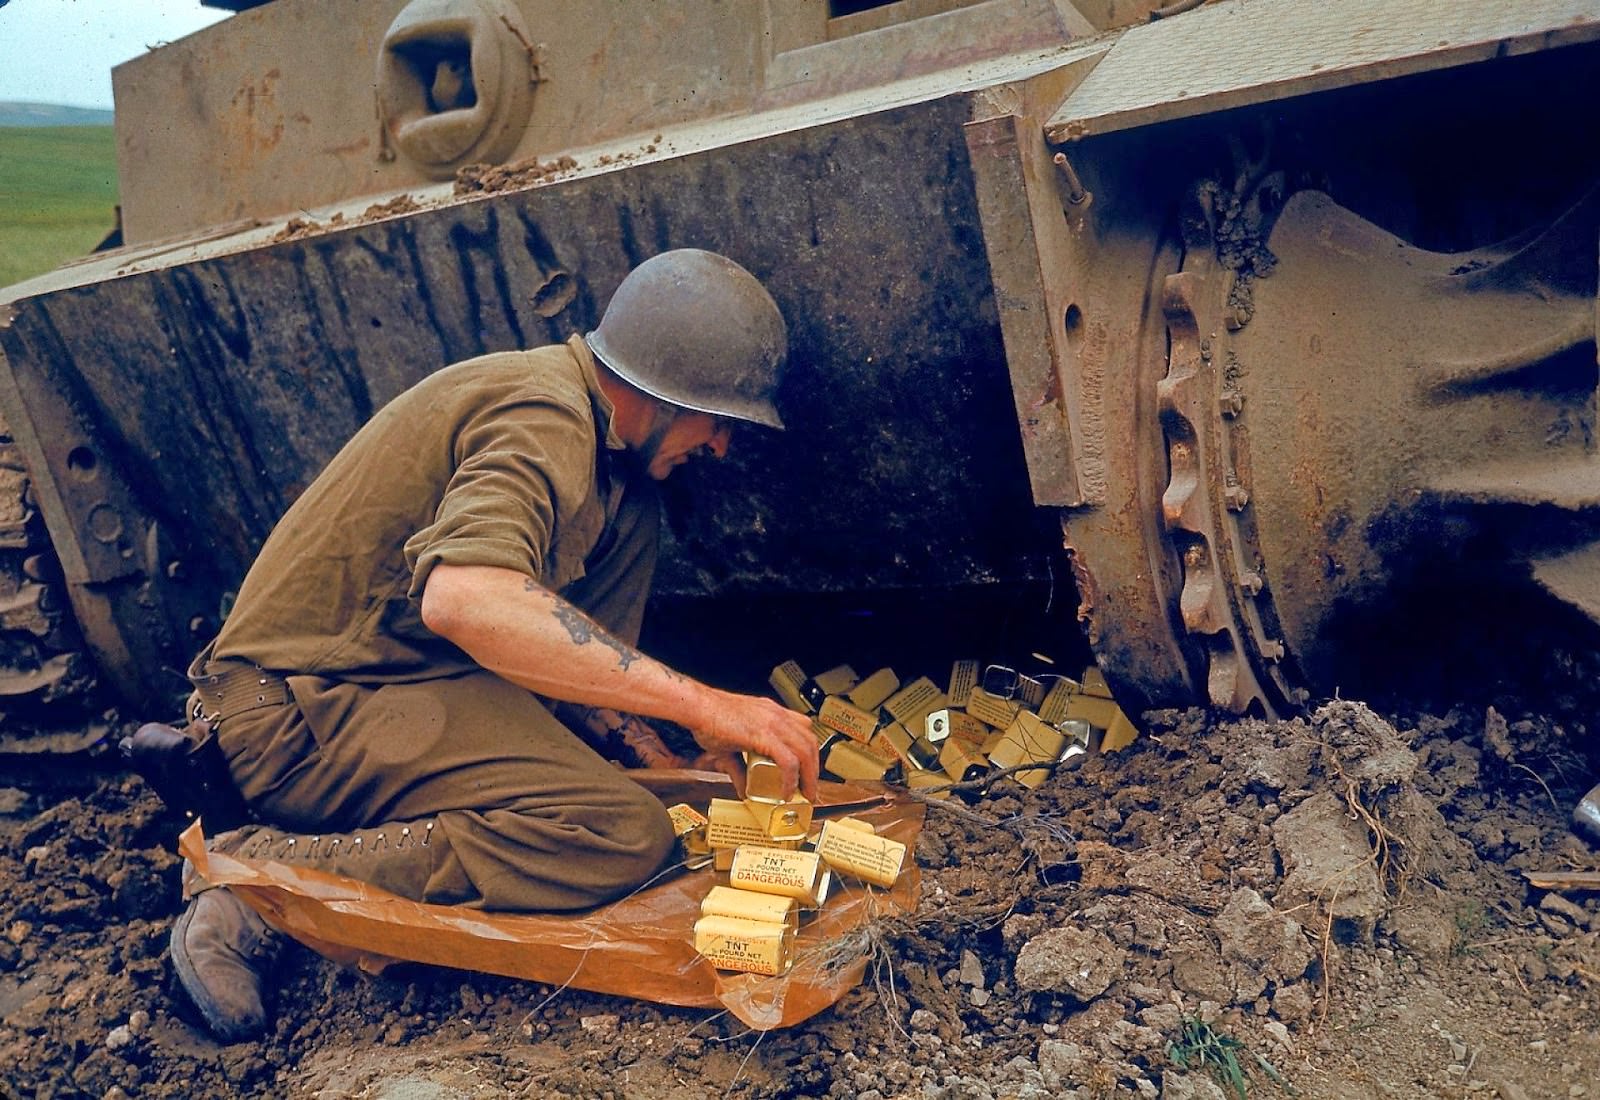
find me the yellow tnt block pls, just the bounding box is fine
[987,711,1066,788]
[1101,708,1140,751]
[946,660,980,708]
[882,677,947,727]
[847,667,901,713]
[965,688,1022,730]
[813,664,861,695]
[824,739,894,781]
[939,737,988,782]
[769,660,815,714]
[1080,666,1114,699]
[818,695,879,742]
[1063,692,1122,730]
[693,914,794,975]
[902,768,951,800]
[1036,676,1080,724]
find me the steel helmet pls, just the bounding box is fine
[585,249,788,429]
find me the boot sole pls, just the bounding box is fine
[169,896,268,1043]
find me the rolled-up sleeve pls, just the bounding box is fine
[403,391,596,598]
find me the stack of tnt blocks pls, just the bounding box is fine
[673,756,909,976]
[769,658,1139,797]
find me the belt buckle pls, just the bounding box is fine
[192,695,222,726]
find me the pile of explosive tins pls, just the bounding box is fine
[672,755,909,976]
[769,658,1139,795]
[676,659,1137,976]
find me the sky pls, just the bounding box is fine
[0,0,231,111]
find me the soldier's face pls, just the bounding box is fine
[639,410,733,480]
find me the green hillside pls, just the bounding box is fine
[0,126,119,289]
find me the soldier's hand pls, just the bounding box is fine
[691,692,820,800]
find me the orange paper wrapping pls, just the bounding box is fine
[178,770,922,1031]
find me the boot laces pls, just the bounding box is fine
[237,822,434,862]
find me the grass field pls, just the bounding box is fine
[0,126,119,289]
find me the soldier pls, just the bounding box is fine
[162,249,820,1041]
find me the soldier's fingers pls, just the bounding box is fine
[767,713,817,800]
[787,727,820,800]
[772,743,800,799]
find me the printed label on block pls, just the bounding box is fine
[947,660,979,708]
[769,660,815,714]
[819,695,879,742]
[965,689,1023,730]
[693,914,793,975]
[729,846,832,905]
[883,677,946,726]
[708,798,800,850]
[946,711,991,749]
[817,820,908,888]
[1036,676,1080,724]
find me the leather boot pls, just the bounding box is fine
[169,885,285,1042]
[171,818,445,1040]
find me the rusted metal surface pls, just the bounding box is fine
[5,0,1600,732]
[998,117,1203,715]
[963,111,1086,508]
[0,99,1051,715]
[1028,36,1600,714]
[960,61,1207,713]
[1158,261,1299,716]
[114,0,1099,244]
[0,405,97,716]
[1232,184,1600,697]
[1047,0,1600,142]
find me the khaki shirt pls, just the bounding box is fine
[214,335,630,681]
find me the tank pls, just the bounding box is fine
[1,0,1598,746]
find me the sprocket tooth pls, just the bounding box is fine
[1206,645,1256,714]
[1162,438,1205,532]
[1155,176,1305,718]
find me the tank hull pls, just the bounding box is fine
[2,0,1599,722]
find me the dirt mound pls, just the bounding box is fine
[2,699,1597,1098]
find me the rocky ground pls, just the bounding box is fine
[2,693,1598,1099]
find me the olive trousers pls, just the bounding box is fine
[199,489,676,912]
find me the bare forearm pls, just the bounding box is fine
[421,562,820,797]
[420,563,719,729]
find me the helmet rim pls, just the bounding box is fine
[585,249,789,432]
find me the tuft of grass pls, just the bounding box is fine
[1167,1017,1293,1099]
[1451,900,1488,956]
[0,125,119,288]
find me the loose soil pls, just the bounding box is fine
[3,696,1598,1099]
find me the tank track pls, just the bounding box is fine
[0,415,102,749]
[1156,172,1305,717]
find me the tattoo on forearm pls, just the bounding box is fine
[552,600,640,671]
[552,600,594,644]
